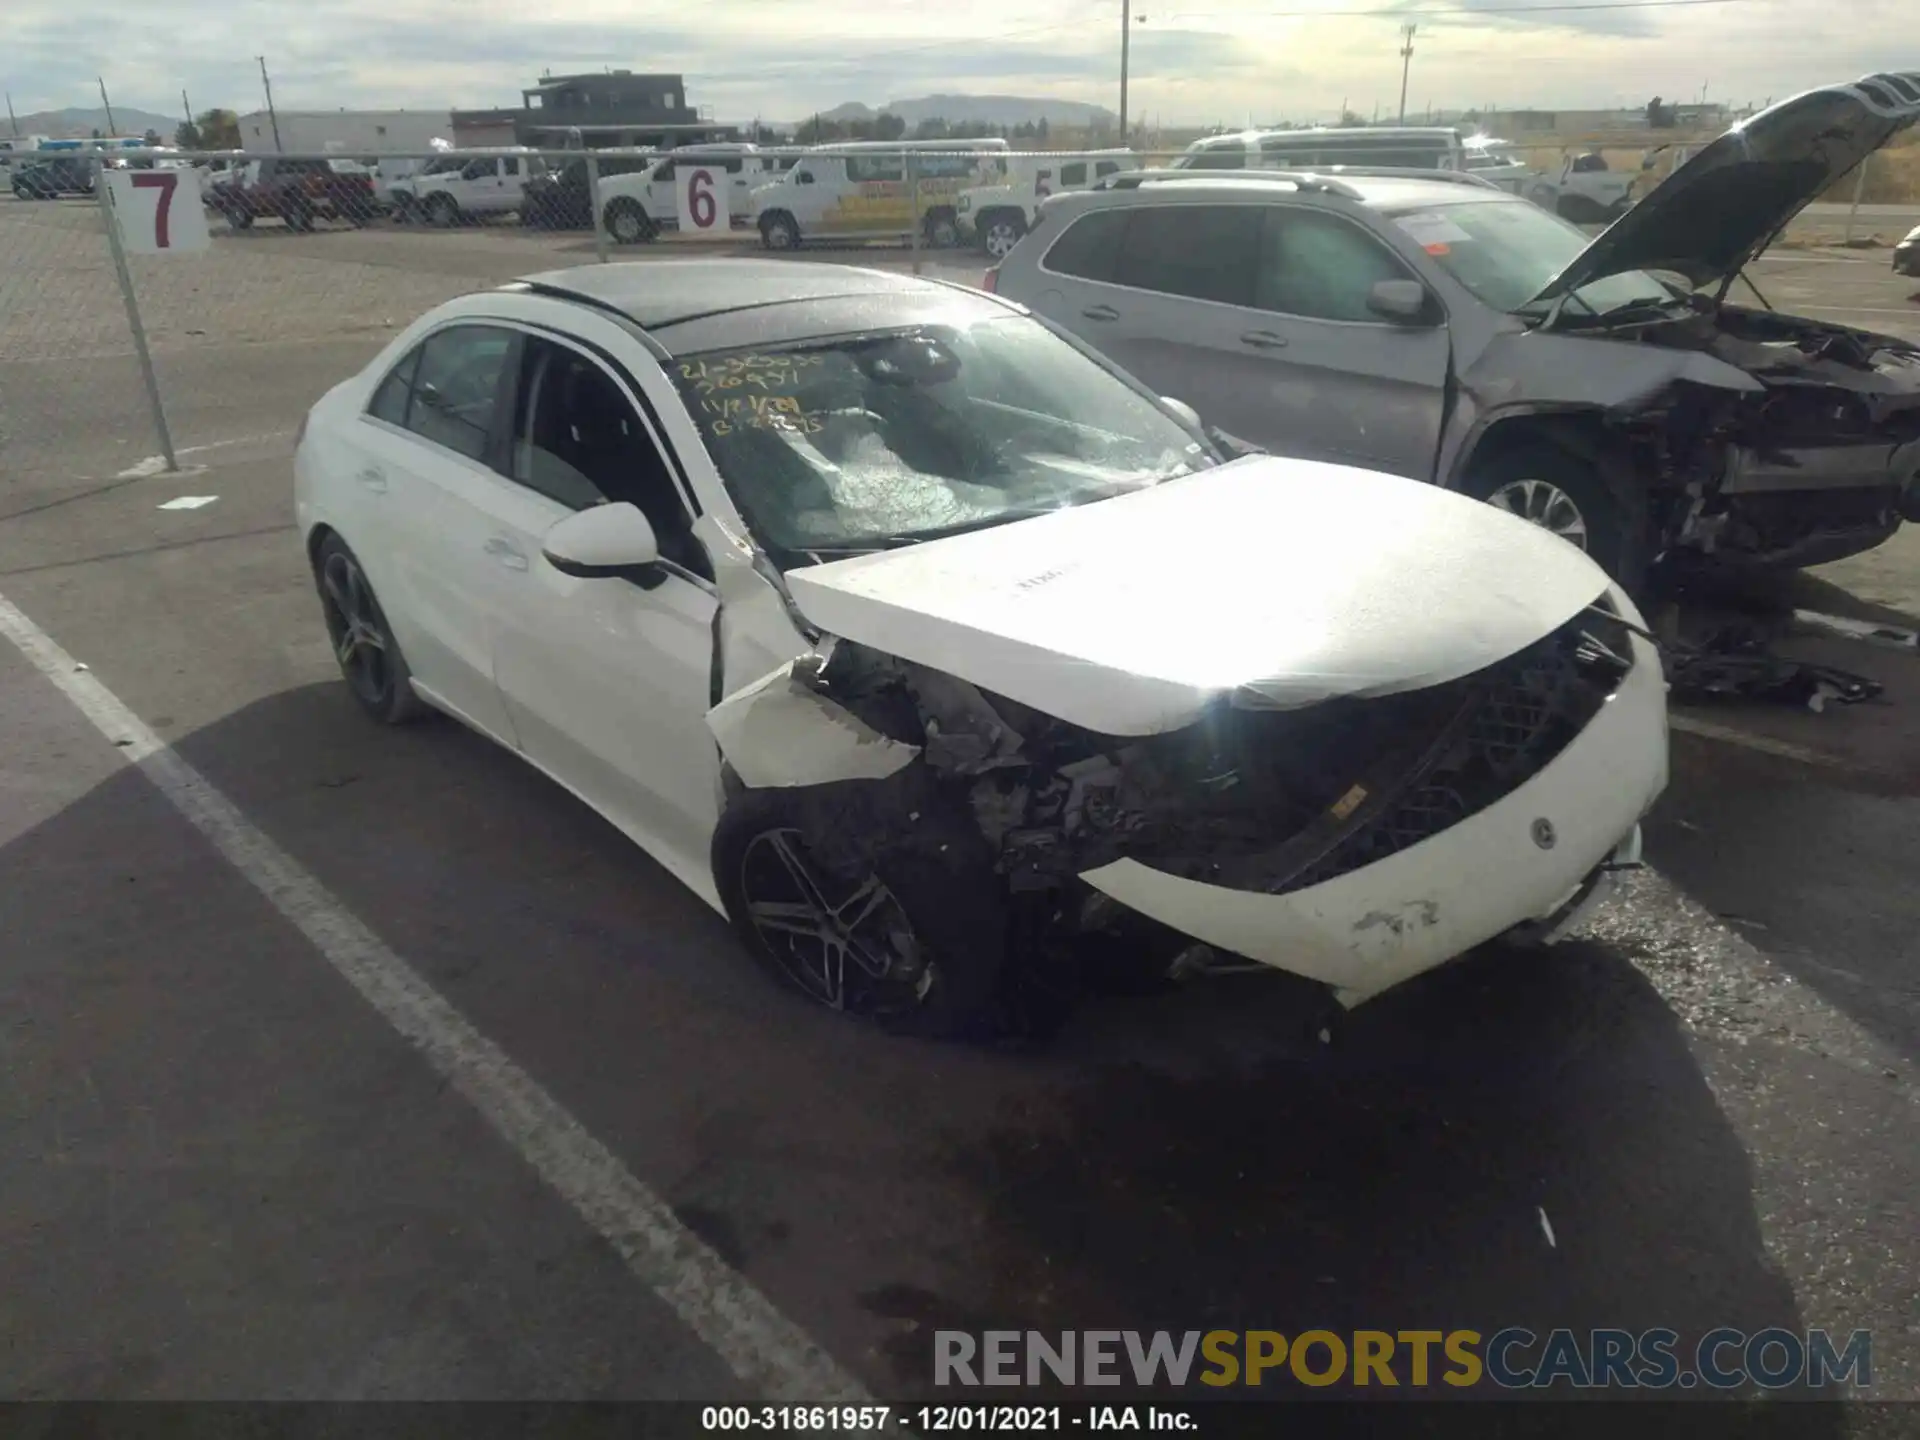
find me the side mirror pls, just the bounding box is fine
[1367,279,1431,324]
[1159,396,1203,429]
[542,502,665,587]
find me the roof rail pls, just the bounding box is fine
[1308,164,1505,191]
[1095,167,1364,199]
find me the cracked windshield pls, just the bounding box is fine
[3,0,1918,1431]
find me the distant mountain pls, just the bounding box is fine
[9,105,182,139]
[807,94,1117,128]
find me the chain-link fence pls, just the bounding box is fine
[2,139,1906,479]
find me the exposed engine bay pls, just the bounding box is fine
[1603,305,1920,568]
[759,598,1638,956]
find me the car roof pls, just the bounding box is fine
[508,259,1009,354]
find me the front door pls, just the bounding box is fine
[483,333,722,869]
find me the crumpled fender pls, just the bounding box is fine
[706,650,922,789]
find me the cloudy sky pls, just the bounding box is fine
[10,0,1917,127]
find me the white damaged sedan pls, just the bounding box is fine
[294,260,1669,1037]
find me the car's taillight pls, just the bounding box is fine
[981,266,999,293]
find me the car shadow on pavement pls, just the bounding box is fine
[0,681,1840,1417]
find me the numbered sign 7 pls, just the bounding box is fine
[105,167,213,255]
[675,166,732,239]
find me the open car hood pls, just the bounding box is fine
[782,456,1614,736]
[1530,72,1920,304]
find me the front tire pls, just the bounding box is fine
[711,779,1008,1039]
[759,211,800,251]
[604,197,655,245]
[313,535,429,725]
[1460,442,1641,590]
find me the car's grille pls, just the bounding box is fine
[1262,606,1633,896]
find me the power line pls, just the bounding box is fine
[1166,0,1760,17]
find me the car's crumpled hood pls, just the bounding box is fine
[782,456,1614,736]
[1531,71,1920,302]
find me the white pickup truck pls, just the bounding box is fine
[597,144,774,243]
[390,148,541,225]
[956,150,1139,258]
[1523,151,1638,223]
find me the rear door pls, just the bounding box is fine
[353,322,523,739]
[1023,201,1274,441]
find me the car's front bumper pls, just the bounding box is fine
[1078,629,1669,1005]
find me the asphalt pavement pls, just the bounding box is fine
[2,193,1918,1412]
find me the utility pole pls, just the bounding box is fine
[1119,0,1131,144]
[1397,24,1416,124]
[182,89,194,140]
[5,92,18,138]
[258,55,284,151]
[98,76,118,135]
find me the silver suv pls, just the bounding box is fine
[991,73,1920,588]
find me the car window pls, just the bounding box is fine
[1114,205,1260,306]
[368,346,422,425]
[1059,162,1088,187]
[510,338,708,577]
[794,169,815,185]
[848,154,904,183]
[405,326,515,462]
[1041,208,1126,282]
[670,316,1209,561]
[1095,160,1123,177]
[1254,208,1415,322]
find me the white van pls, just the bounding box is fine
[748,138,1011,250]
[956,149,1138,257]
[1173,126,1473,172]
[598,143,767,244]
[391,147,542,225]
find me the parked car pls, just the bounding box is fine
[293,258,1667,1038]
[991,73,1920,590]
[957,149,1138,259]
[0,135,53,171]
[1174,125,1474,173]
[391,148,540,226]
[10,155,96,199]
[599,144,765,244]
[519,153,654,230]
[207,157,378,231]
[1896,223,1919,276]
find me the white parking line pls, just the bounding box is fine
[0,585,868,1405]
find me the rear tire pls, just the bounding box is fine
[710,777,1009,1039]
[313,534,430,726]
[980,209,1026,259]
[224,206,254,231]
[1460,441,1643,591]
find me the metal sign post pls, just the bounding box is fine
[1843,156,1870,246]
[95,159,178,472]
[587,153,609,263]
[907,150,923,276]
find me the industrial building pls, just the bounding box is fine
[234,108,454,153]
[452,71,735,149]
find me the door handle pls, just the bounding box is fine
[1081,304,1121,322]
[483,536,529,571]
[1240,330,1288,350]
[357,466,387,492]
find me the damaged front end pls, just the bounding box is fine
[706,593,1667,1007]
[1645,309,1920,568]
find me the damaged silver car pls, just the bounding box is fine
[294,261,1669,1039]
[993,71,1920,591]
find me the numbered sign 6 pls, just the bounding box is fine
[105,167,212,255]
[675,166,731,239]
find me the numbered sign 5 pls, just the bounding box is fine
[105,167,212,255]
[675,166,731,239]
